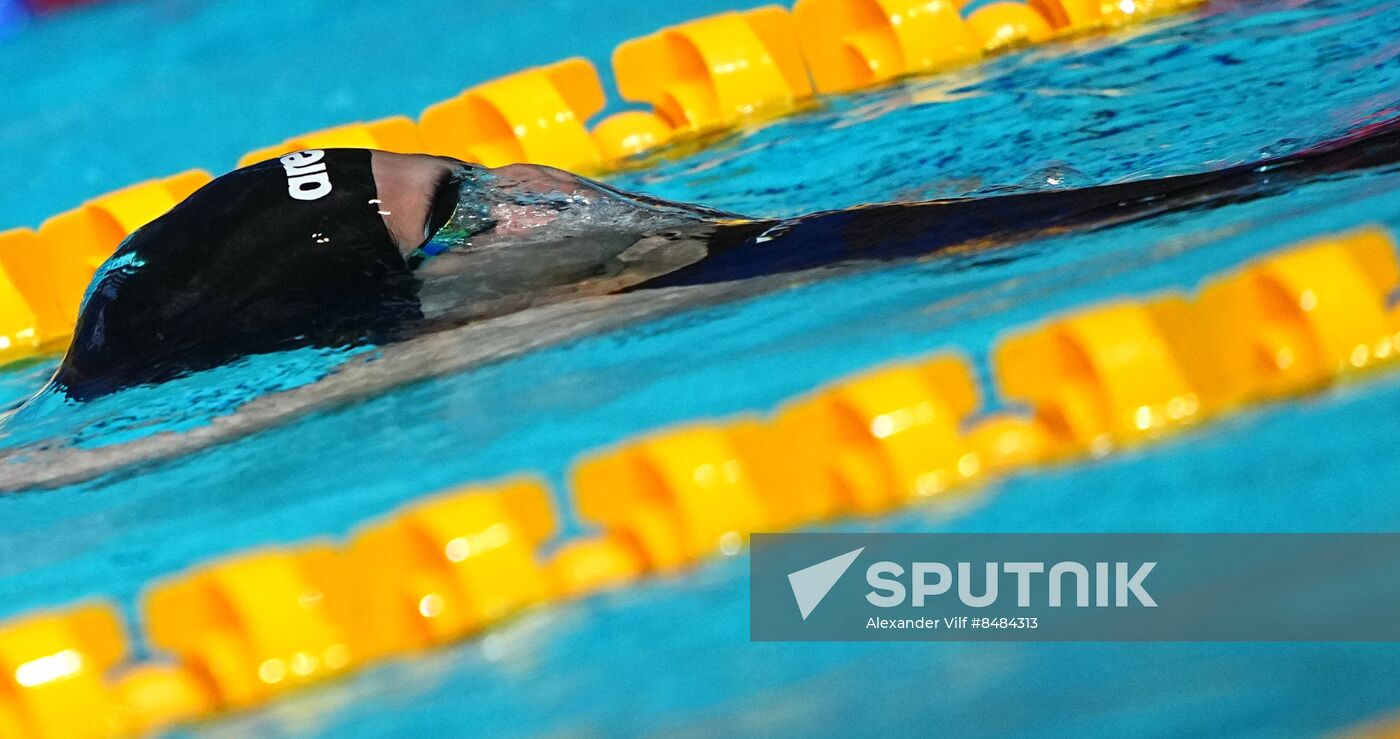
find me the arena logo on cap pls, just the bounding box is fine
[280,150,334,201]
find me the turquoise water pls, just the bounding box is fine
[4,0,1400,735]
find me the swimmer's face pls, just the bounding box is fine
[368,152,462,253]
[365,151,734,318]
[369,152,634,258]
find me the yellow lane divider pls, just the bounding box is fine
[1,223,1394,737]
[0,0,1200,368]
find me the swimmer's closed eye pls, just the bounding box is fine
[424,170,458,241]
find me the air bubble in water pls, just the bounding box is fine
[1020,163,1096,190]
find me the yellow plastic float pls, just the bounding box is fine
[1100,0,1207,26]
[0,602,141,738]
[993,298,1205,454]
[142,546,355,708]
[1028,0,1106,32]
[612,7,813,132]
[793,0,981,93]
[0,230,45,363]
[737,355,982,517]
[419,58,608,171]
[1168,227,1400,408]
[546,535,648,598]
[590,110,676,161]
[573,424,768,571]
[965,413,1054,474]
[108,663,213,737]
[724,415,847,529]
[967,2,1055,52]
[237,116,423,167]
[341,478,558,660]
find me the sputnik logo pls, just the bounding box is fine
[787,547,864,620]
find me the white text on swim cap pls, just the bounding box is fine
[281,150,334,201]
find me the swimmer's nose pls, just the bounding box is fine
[369,151,465,256]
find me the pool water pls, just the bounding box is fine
[3,0,1400,735]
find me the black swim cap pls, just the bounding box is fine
[56,149,423,398]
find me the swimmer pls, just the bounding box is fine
[50,114,1400,400]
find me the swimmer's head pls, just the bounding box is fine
[55,149,428,398]
[54,149,730,398]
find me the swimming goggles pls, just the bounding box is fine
[407,166,499,270]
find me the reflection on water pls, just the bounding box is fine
[0,345,360,451]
